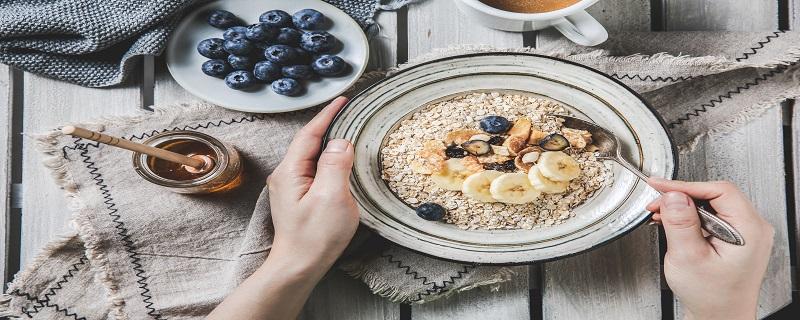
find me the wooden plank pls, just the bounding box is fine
[664,0,779,31]
[20,75,141,266]
[299,269,400,320]
[407,1,530,319]
[791,1,800,313]
[406,0,520,60]
[412,274,530,320]
[151,11,402,319]
[664,1,793,318]
[536,1,662,319]
[0,65,11,284]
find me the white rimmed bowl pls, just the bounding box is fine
[326,53,677,264]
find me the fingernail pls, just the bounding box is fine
[647,221,657,225]
[325,139,350,153]
[663,192,689,209]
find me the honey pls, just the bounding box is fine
[148,139,216,181]
[133,131,243,194]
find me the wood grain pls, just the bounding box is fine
[406,0,521,59]
[412,272,530,320]
[664,0,779,31]
[664,1,793,318]
[20,75,141,265]
[0,65,11,284]
[407,1,530,318]
[299,269,400,320]
[536,1,662,319]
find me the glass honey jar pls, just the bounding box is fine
[132,130,243,194]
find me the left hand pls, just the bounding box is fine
[267,96,360,268]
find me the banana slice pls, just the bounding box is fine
[538,151,581,182]
[489,173,541,204]
[431,158,481,191]
[528,166,569,194]
[462,170,503,202]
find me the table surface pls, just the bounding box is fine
[2,0,799,319]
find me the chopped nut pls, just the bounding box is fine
[562,128,592,150]
[528,129,549,145]
[507,118,532,141]
[491,145,511,156]
[445,129,481,145]
[469,134,492,142]
[502,135,527,155]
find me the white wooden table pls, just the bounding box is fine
[2,0,799,318]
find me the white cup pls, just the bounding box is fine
[454,0,608,46]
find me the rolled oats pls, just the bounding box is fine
[380,92,613,230]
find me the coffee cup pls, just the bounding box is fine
[454,0,608,46]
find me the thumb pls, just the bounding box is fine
[311,139,355,192]
[660,192,709,258]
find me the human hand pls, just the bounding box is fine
[267,96,359,269]
[208,97,359,320]
[646,178,774,320]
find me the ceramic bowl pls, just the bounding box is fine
[166,0,369,113]
[326,53,677,264]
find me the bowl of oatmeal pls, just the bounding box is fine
[326,53,676,264]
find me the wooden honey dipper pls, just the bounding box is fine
[61,126,214,173]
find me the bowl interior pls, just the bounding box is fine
[328,53,674,264]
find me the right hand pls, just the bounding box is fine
[646,178,774,320]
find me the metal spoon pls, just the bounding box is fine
[560,116,745,246]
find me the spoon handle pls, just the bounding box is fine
[609,157,745,246]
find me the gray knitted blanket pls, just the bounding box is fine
[0,0,403,88]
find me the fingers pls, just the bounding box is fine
[647,178,758,221]
[658,192,710,258]
[281,97,349,173]
[308,139,355,197]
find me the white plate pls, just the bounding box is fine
[326,53,677,264]
[166,0,369,113]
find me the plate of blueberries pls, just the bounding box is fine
[166,0,369,113]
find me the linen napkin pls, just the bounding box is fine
[1,31,798,319]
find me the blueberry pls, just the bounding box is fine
[292,9,326,30]
[281,65,314,80]
[201,59,231,78]
[227,54,254,70]
[197,38,227,59]
[271,78,302,96]
[275,27,302,45]
[245,23,277,42]
[264,45,297,65]
[253,41,270,51]
[253,60,282,82]
[479,116,511,134]
[444,145,467,158]
[300,31,337,53]
[293,48,312,64]
[223,26,248,41]
[259,10,292,28]
[225,70,256,90]
[311,55,347,76]
[207,9,240,29]
[415,202,446,221]
[223,38,253,55]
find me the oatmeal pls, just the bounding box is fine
[380,91,613,230]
